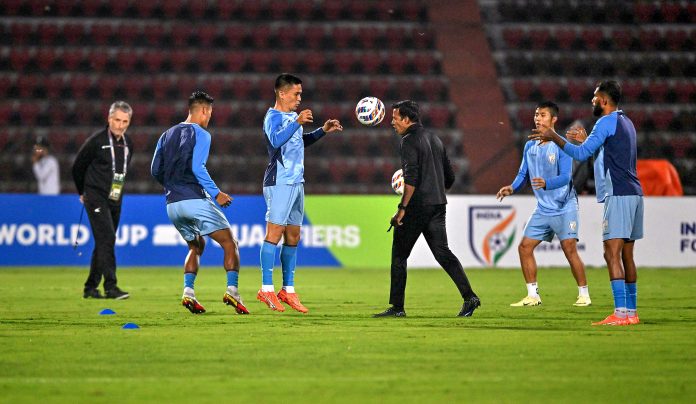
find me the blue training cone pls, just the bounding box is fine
[99,309,116,315]
[122,322,140,329]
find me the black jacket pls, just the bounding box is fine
[400,123,454,206]
[72,126,133,202]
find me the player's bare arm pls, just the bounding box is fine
[496,185,513,201]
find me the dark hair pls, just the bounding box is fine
[536,101,559,117]
[35,136,50,148]
[596,80,622,105]
[275,73,302,91]
[392,100,420,122]
[188,91,214,108]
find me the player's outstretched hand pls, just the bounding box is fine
[529,123,556,142]
[496,185,513,201]
[322,119,343,133]
[531,177,546,190]
[297,109,313,125]
[216,191,233,208]
[566,126,587,144]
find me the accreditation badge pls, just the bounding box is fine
[109,173,125,201]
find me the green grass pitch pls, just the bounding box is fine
[1,266,695,403]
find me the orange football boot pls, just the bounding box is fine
[256,290,286,312]
[592,313,629,326]
[627,315,640,325]
[278,289,309,313]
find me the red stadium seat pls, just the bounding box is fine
[247,52,274,73]
[333,52,355,74]
[427,106,452,128]
[660,3,682,23]
[143,50,166,73]
[171,26,194,47]
[0,77,12,96]
[359,52,382,74]
[97,76,119,99]
[276,51,299,73]
[639,29,659,50]
[62,23,85,44]
[651,110,675,131]
[323,0,343,20]
[333,26,354,48]
[17,75,36,98]
[665,30,687,51]
[133,1,157,18]
[239,1,263,19]
[268,2,290,19]
[45,76,65,98]
[90,24,113,45]
[513,80,534,101]
[528,29,550,49]
[421,78,445,101]
[634,3,656,22]
[537,81,560,100]
[613,29,633,50]
[621,81,642,103]
[19,104,40,125]
[35,49,55,71]
[250,26,272,48]
[36,23,59,46]
[555,29,576,50]
[355,26,381,49]
[502,28,523,48]
[61,49,84,71]
[674,82,696,103]
[412,28,433,49]
[412,53,436,74]
[301,52,325,74]
[303,26,326,49]
[144,25,165,46]
[647,82,669,103]
[223,25,246,47]
[10,49,31,71]
[385,27,407,49]
[275,26,299,48]
[223,51,247,73]
[580,29,603,50]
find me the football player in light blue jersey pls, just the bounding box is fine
[497,102,590,308]
[151,91,248,315]
[531,81,643,326]
[257,73,343,313]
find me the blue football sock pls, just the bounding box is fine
[260,241,276,286]
[226,270,239,288]
[280,244,298,287]
[626,282,637,310]
[184,272,196,289]
[610,279,627,312]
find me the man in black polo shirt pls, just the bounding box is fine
[374,100,480,318]
[72,101,133,300]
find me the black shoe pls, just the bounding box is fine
[458,296,481,317]
[373,306,406,318]
[105,287,130,300]
[83,288,104,299]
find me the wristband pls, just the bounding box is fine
[398,203,407,210]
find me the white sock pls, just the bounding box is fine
[261,284,275,292]
[526,282,539,298]
[578,285,589,297]
[614,308,628,318]
[626,309,637,317]
[283,285,295,293]
[226,286,238,295]
[183,287,195,297]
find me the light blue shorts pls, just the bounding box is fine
[263,183,304,226]
[523,209,579,242]
[166,198,230,241]
[603,195,644,241]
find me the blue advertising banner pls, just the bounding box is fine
[0,194,341,267]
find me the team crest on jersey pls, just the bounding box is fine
[548,153,556,164]
[469,206,517,266]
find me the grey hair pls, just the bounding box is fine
[109,101,133,118]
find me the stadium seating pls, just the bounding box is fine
[481,0,695,193]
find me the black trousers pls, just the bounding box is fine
[83,193,122,291]
[390,204,475,309]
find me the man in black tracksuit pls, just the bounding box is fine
[374,100,480,317]
[72,101,133,300]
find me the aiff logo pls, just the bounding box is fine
[469,206,517,266]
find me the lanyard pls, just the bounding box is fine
[108,132,129,176]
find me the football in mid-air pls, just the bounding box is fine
[391,169,404,195]
[355,96,385,126]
